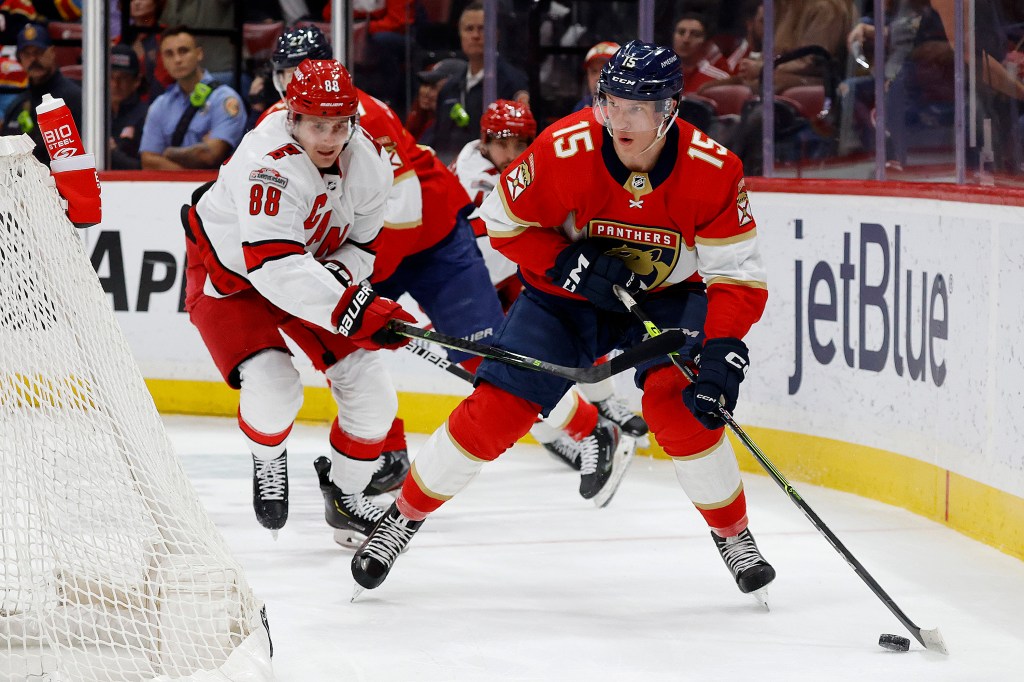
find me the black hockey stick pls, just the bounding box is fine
[388,320,686,384]
[404,337,476,383]
[612,285,949,655]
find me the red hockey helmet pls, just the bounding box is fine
[286,59,358,118]
[480,100,537,143]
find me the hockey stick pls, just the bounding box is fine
[612,285,949,655]
[404,337,476,383]
[389,320,686,384]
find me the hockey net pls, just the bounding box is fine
[0,136,274,680]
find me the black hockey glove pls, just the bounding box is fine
[547,240,643,311]
[682,337,749,430]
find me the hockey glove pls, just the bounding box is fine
[547,240,643,311]
[682,337,749,430]
[51,154,101,228]
[334,283,416,350]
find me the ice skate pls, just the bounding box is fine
[252,452,288,537]
[578,421,633,507]
[364,449,410,496]
[542,436,582,471]
[314,456,387,549]
[712,528,776,608]
[351,501,424,591]
[594,397,649,439]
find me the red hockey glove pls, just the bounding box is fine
[51,154,101,228]
[333,283,415,350]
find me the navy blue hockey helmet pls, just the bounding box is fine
[272,25,333,71]
[596,40,683,101]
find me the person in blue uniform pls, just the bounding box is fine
[139,26,245,170]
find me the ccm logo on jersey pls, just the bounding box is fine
[337,284,374,337]
[249,168,289,190]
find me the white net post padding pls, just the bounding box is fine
[0,136,274,681]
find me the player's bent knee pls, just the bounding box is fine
[641,365,721,455]
[448,382,540,461]
[238,350,303,432]
[327,350,398,440]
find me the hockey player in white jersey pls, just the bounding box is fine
[452,99,651,470]
[182,59,416,540]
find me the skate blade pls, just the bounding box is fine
[351,584,365,602]
[270,530,279,541]
[334,528,411,555]
[593,436,636,509]
[333,529,367,550]
[749,587,770,611]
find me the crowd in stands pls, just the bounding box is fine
[1,0,1024,177]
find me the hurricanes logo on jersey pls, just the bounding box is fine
[736,179,754,227]
[505,156,533,201]
[588,220,680,290]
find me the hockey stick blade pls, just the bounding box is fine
[612,285,949,655]
[389,321,686,383]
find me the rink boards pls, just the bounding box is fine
[91,172,1024,561]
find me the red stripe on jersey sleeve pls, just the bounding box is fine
[704,284,768,340]
[243,240,306,272]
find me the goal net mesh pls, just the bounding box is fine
[0,138,271,680]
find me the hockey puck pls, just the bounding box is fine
[878,634,911,651]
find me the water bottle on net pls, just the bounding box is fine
[35,93,101,227]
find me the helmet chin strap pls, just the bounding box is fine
[635,105,679,157]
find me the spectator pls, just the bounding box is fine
[406,58,465,143]
[672,12,730,94]
[429,1,529,164]
[139,26,246,170]
[572,40,619,112]
[720,0,764,79]
[1,22,81,166]
[160,0,238,84]
[326,0,415,112]
[0,0,40,45]
[117,0,171,101]
[109,43,149,170]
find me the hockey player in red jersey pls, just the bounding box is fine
[353,41,776,599]
[182,59,416,541]
[453,99,651,467]
[262,26,632,507]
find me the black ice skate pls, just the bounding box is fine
[542,436,582,471]
[578,421,634,507]
[363,449,410,496]
[713,528,776,607]
[252,452,288,537]
[594,397,649,438]
[351,501,423,597]
[314,456,387,549]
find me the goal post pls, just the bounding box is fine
[0,135,274,681]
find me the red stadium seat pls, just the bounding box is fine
[59,64,82,81]
[243,21,284,61]
[48,21,82,68]
[779,85,826,121]
[700,84,755,117]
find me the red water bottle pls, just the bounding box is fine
[36,92,101,227]
[36,93,86,160]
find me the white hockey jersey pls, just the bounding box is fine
[451,139,518,286]
[194,110,394,332]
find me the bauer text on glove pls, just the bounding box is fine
[333,283,415,350]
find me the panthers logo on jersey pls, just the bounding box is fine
[587,220,680,290]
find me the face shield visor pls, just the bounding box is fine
[592,91,678,134]
[273,66,296,99]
